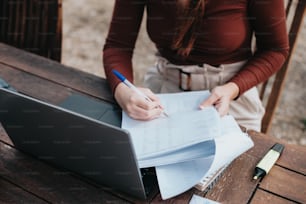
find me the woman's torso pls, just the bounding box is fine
[145,0,253,65]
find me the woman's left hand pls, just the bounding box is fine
[199,82,239,116]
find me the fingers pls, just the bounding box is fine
[199,87,230,116]
[140,87,163,106]
[141,88,157,100]
[199,93,219,109]
[127,94,163,120]
[214,101,229,117]
[115,84,164,120]
[201,96,229,116]
[127,102,163,120]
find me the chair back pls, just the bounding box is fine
[260,0,305,133]
[0,0,62,62]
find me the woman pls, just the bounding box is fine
[103,0,289,131]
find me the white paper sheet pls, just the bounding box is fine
[155,155,215,200]
[138,140,215,168]
[121,91,221,160]
[189,194,220,204]
[157,90,211,113]
[196,115,254,189]
[120,90,254,200]
[155,115,254,200]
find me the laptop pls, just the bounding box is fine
[0,88,157,199]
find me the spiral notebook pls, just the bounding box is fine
[194,116,252,192]
[194,164,228,192]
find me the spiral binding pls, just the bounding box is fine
[194,164,228,192]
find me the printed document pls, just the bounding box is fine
[121,90,254,200]
[155,115,253,199]
[122,91,221,161]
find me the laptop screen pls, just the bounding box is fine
[0,88,155,199]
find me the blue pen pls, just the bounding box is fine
[112,69,168,117]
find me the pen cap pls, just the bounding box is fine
[112,69,126,82]
[272,143,284,153]
[253,167,266,180]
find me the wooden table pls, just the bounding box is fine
[0,43,305,204]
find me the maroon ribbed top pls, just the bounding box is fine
[103,0,289,95]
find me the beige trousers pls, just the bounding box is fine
[143,57,265,131]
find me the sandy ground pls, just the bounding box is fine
[61,0,306,146]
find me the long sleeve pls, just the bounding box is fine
[229,0,290,95]
[103,0,146,93]
[103,0,290,95]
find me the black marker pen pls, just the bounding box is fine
[253,143,284,180]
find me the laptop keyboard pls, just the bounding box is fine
[59,94,122,127]
[141,167,158,196]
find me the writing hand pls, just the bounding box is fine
[114,83,164,120]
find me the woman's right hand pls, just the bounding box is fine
[114,83,164,120]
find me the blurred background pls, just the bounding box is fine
[61,0,306,146]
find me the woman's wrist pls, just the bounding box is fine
[226,82,240,100]
[114,83,128,105]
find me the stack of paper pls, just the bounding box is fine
[121,90,253,199]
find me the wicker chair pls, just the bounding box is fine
[0,0,62,62]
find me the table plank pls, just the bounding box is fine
[151,189,194,203]
[250,189,296,204]
[0,179,47,204]
[0,43,114,103]
[204,153,259,203]
[248,131,306,175]
[0,141,130,203]
[0,63,71,104]
[259,165,306,203]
